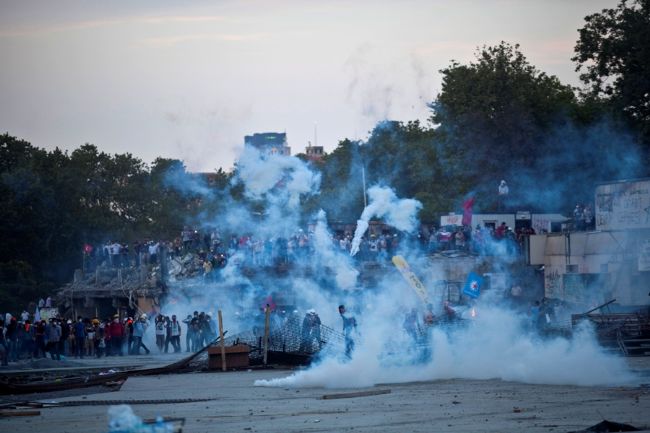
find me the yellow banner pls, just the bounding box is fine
[392,255,429,304]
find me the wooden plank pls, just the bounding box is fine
[0,410,41,417]
[322,389,391,400]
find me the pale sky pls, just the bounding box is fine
[0,0,617,172]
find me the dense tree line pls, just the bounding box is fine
[0,137,232,311]
[1,0,648,312]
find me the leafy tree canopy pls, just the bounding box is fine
[573,0,650,144]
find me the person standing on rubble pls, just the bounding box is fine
[338,305,357,358]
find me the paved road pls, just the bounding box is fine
[3,359,650,433]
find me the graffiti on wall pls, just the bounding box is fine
[544,266,562,299]
[595,180,650,230]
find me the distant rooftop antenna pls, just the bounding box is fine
[314,122,318,147]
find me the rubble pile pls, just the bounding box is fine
[167,253,206,281]
[57,263,161,314]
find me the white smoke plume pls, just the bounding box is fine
[158,141,636,391]
[312,209,359,290]
[255,292,636,389]
[236,145,321,211]
[350,185,422,256]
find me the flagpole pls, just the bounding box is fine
[361,165,367,208]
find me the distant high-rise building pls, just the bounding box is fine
[244,132,291,156]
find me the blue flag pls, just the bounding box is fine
[463,272,483,299]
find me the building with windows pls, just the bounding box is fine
[305,143,324,162]
[244,132,291,156]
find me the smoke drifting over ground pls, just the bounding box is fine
[158,144,635,389]
[256,302,635,389]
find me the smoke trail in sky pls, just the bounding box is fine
[350,185,422,256]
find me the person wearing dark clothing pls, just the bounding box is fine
[73,317,86,358]
[45,319,61,360]
[21,320,35,360]
[34,320,46,358]
[6,318,18,362]
[60,320,70,357]
[0,319,8,366]
[126,318,134,354]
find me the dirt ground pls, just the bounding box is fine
[2,357,650,433]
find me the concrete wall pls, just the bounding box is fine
[595,178,650,231]
[542,230,650,307]
[440,213,515,229]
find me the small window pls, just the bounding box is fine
[566,264,578,273]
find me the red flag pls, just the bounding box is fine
[260,295,276,312]
[462,197,475,226]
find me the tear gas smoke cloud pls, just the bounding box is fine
[350,185,422,256]
[158,145,358,341]
[313,210,359,290]
[236,146,321,211]
[163,164,212,198]
[256,291,636,389]
[157,139,636,389]
[498,120,643,211]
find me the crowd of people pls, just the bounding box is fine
[573,203,595,231]
[81,209,586,282]
[0,308,222,366]
[423,222,534,256]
